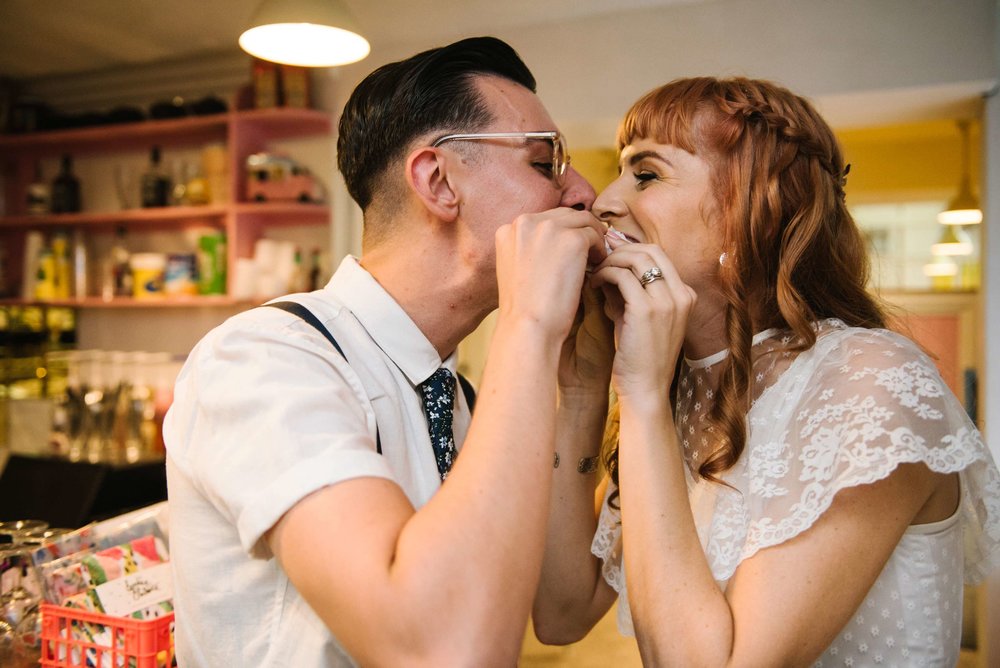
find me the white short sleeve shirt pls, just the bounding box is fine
[164,256,471,667]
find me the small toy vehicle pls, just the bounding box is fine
[246,153,324,203]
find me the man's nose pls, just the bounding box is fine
[560,167,596,211]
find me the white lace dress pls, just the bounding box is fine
[592,320,1000,666]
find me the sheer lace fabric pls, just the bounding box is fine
[592,320,1000,664]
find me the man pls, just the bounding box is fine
[164,36,606,666]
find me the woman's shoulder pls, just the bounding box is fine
[800,318,935,379]
[780,319,960,425]
[813,318,921,353]
[749,320,928,418]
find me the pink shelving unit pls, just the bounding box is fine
[0,108,332,307]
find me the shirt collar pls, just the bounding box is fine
[325,256,456,385]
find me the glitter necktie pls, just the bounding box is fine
[418,368,459,480]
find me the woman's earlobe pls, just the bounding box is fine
[406,147,460,222]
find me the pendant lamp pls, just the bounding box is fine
[239,0,370,67]
[922,255,958,277]
[930,223,974,257]
[937,119,982,225]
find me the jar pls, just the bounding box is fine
[130,253,167,298]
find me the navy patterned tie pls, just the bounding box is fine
[418,368,459,480]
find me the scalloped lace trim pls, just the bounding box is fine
[704,427,1000,583]
[591,495,624,593]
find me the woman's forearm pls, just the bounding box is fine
[617,397,734,666]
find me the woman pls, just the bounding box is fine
[534,77,1000,666]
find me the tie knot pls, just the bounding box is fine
[420,368,455,404]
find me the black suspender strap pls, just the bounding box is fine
[266,301,382,454]
[457,373,476,413]
[264,301,477,457]
[267,301,346,356]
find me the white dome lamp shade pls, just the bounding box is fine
[937,119,983,226]
[239,0,370,67]
[930,223,974,257]
[922,255,958,278]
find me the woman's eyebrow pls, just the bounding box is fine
[622,150,673,169]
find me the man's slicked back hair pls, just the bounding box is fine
[337,36,536,211]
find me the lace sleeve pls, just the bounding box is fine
[700,326,1000,584]
[591,482,637,636]
[591,483,624,593]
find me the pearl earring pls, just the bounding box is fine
[719,252,728,266]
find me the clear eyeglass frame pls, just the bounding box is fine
[431,131,569,187]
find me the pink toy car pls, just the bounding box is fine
[246,152,325,203]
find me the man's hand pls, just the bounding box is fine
[495,208,607,346]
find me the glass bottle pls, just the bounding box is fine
[101,226,132,300]
[291,246,304,293]
[25,162,50,215]
[0,545,44,668]
[72,229,88,299]
[308,247,322,291]
[33,247,56,301]
[50,231,71,300]
[169,159,188,206]
[50,155,81,213]
[140,146,171,208]
[185,164,210,205]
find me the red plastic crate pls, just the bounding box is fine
[39,603,174,668]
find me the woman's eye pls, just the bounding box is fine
[634,171,657,186]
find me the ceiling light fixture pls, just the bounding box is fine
[239,0,370,68]
[937,119,983,225]
[930,224,974,257]
[922,256,958,277]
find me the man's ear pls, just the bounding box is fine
[405,147,460,223]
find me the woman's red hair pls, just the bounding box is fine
[603,77,888,487]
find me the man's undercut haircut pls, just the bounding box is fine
[337,36,537,211]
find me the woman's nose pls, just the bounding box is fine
[592,184,625,222]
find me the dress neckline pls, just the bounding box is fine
[684,328,781,369]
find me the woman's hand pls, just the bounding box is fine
[590,236,695,400]
[558,282,614,399]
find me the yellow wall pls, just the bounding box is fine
[572,147,619,193]
[838,119,982,204]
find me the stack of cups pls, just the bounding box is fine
[201,143,228,204]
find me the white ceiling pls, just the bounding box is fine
[1,0,995,140]
[0,0,707,79]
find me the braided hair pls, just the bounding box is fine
[603,77,887,487]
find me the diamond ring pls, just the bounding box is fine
[639,266,664,287]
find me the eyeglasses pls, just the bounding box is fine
[431,131,570,187]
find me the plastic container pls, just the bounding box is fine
[130,253,166,299]
[39,603,174,668]
[163,253,198,296]
[196,232,226,295]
